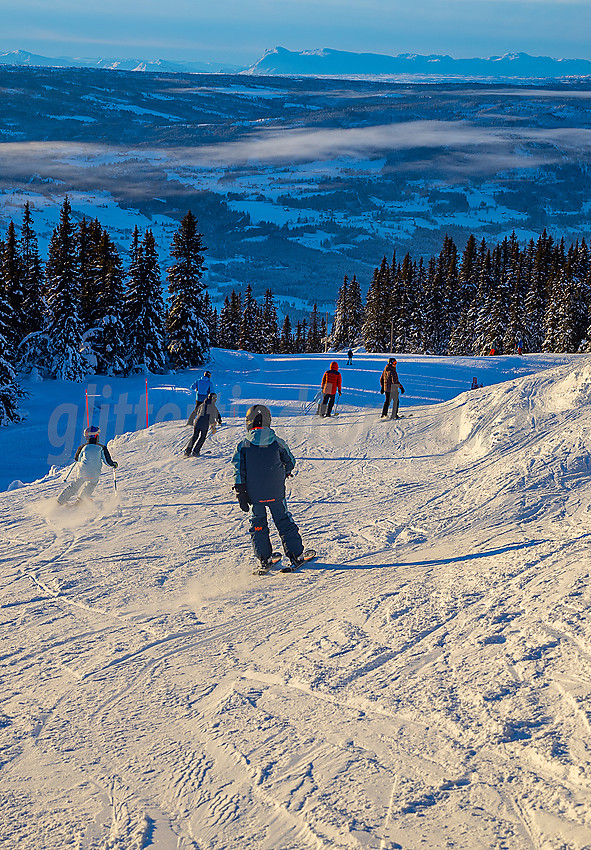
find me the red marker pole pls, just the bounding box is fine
[85,389,90,427]
[145,378,149,429]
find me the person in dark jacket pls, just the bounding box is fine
[319,361,342,417]
[184,393,222,457]
[346,348,353,365]
[232,404,305,570]
[380,358,405,419]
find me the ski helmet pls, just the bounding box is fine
[245,404,271,431]
[84,425,100,439]
[204,370,211,378]
[330,361,339,370]
[388,357,397,365]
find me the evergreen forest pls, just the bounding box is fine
[1,197,590,425]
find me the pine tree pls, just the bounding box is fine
[280,315,293,353]
[166,211,209,368]
[124,228,167,373]
[44,197,87,380]
[330,276,349,348]
[307,304,322,352]
[1,221,24,346]
[260,289,279,353]
[0,320,22,424]
[239,284,260,351]
[362,259,391,352]
[92,231,127,374]
[203,291,218,348]
[20,203,45,338]
[219,290,242,349]
[345,275,364,345]
[78,217,103,331]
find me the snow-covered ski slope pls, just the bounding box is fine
[3,353,591,849]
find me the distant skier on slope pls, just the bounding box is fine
[57,425,118,505]
[319,361,342,417]
[184,392,222,457]
[380,357,405,419]
[188,370,214,425]
[232,404,308,572]
[346,348,353,366]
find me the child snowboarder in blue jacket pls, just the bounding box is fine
[232,404,306,571]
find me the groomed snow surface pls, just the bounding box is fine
[3,351,591,849]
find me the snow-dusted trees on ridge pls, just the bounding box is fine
[356,231,591,355]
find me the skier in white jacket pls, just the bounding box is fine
[57,425,118,504]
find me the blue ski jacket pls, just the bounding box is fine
[232,427,296,505]
[191,376,214,400]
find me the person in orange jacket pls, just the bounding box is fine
[319,361,342,417]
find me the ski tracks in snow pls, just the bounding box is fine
[3,366,591,848]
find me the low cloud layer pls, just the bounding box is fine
[2,120,591,185]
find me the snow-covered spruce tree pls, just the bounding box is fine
[0,273,23,423]
[44,197,88,381]
[330,276,349,348]
[524,230,554,352]
[307,304,322,352]
[20,202,45,337]
[449,233,479,356]
[166,211,209,369]
[78,217,103,331]
[280,315,294,353]
[502,233,526,354]
[345,275,364,346]
[0,324,22,424]
[203,291,218,348]
[93,230,127,374]
[362,258,391,352]
[1,221,24,346]
[421,256,447,355]
[260,289,279,353]
[219,290,242,349]
[124,227,167,373]
[238,284,260,351]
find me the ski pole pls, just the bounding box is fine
[113,467,117,493]
[63,463,75,483]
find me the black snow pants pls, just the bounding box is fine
[320,393,336,417]
[185,417,208,455]
[249,499,304,562]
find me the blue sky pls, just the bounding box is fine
[2,0,591,65]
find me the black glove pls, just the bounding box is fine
[400,386,405,395]
[113,462,118,468]
[285,472,293,479]
[234,483,250,513]
[380,388,384,394]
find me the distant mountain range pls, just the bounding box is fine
[0,49,243,74]
[3,46,591,79]
[243,46,591,78]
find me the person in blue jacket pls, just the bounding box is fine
[232,404,306,571]
[188,370,214,425]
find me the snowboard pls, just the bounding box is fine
[280,549,317,573]
[253,552,283,576]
